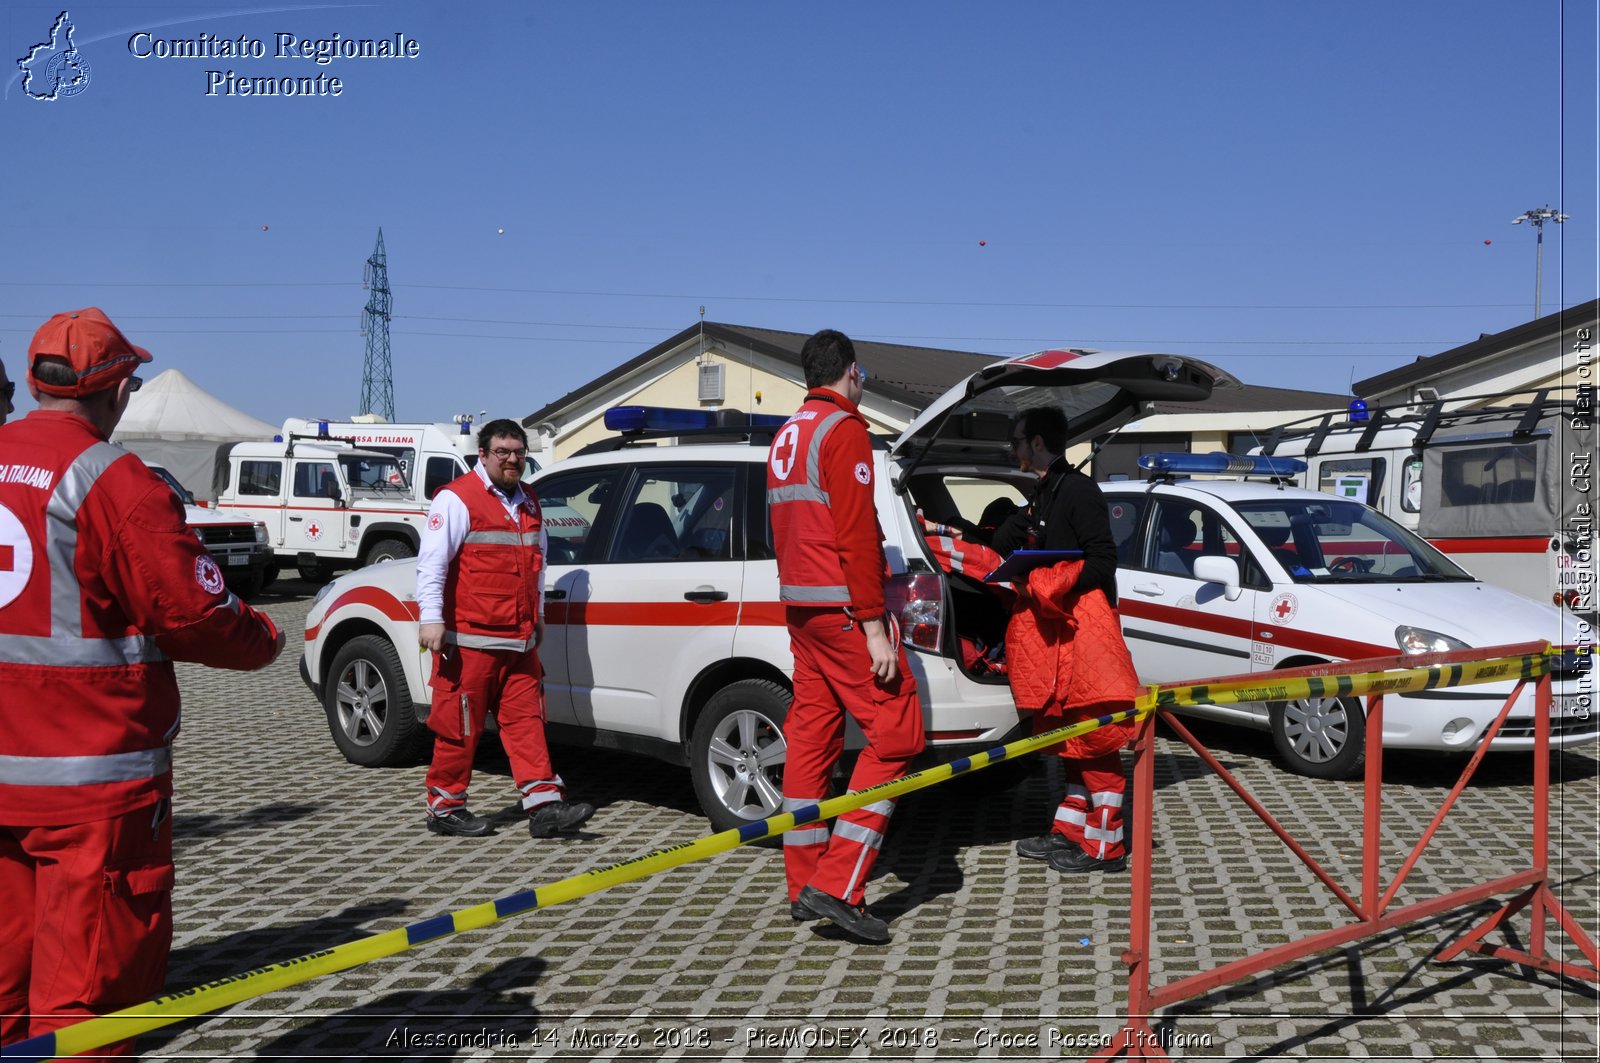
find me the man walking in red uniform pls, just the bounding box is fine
[767,329,925,944]
[0,309,284,1055]
[416,419,593,839]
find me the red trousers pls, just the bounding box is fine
[782,608,925,906]
[0,801,174,1057]
[1037,710,1126,860]
[424,645,564,815]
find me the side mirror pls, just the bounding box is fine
[1192,555,1241,601]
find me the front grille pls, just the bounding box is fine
[1492,717,1600,741]
[197,525,258,546]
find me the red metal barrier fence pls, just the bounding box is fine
[1091,641,1598,1061]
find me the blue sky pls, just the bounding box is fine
[4,1,1596,426]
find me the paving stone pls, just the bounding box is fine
[105,581,1600,1060]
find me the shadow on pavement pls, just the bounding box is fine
[172,802,313,851]
[1162,902,1599,1061]
[247,957,549,1063]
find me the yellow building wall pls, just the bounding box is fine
[546,349,901,462]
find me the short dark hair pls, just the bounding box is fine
[477,418,527,452]
[30,356,79,389]
[1014,407,1070,454]
[800,329,856,389]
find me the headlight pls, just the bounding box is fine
[253,521,269,544]
[313,581,337,606]
[1395,625,1469,655]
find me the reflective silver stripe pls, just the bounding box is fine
[445,630,536,652]
[518,775,564,794]
[0,747,171,787]
[767,483,828,505]
[47,442,130,639]
[785,826,830,846]
[833,819,885,849]
[806,410,850,491]
[780,585,850,602]
[0,632,164,666]
[463,530,541,546]
[861,798,896,818]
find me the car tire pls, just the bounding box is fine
[298,558,333,583]
[263,561,281,589]
[365,538,415,565]
[324,635,428,767]
[1269,687,1365,780]
[689,679,791,834]
[228,569,265,600]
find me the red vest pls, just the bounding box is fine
[440,471,543,651]
[767,398,866,606]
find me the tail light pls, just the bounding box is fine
[884,572,944,652]
[1554,589,1583,610]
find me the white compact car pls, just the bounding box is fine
[301,349,1236,829]
[1103,453,1594,778]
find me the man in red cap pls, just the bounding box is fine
[766,328,925,944]
[0,308,285,1055]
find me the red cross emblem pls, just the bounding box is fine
[1269,593,1298,624]
[769,423,800,480]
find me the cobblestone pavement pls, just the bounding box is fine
[126,583,1598,1060]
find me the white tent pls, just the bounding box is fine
[112,368,277,500]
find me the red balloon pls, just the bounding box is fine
[1483,239,1491,245]
[262,225,269,231]
[978,239,987,246]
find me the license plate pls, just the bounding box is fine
[226,554,248,567]
[1554,695,1593,720]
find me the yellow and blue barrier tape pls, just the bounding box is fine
[0,646,1548,1061]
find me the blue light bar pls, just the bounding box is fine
[1138,451,1307,476]
[603,406,791,433]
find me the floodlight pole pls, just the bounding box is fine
[1511,206,1568,319]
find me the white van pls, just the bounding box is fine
[280,418,540,500]
[1256,390,1596,623]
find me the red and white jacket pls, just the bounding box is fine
[417,467,544,652]
[766,391,886,620]
[0,411,281,826]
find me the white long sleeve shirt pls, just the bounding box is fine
[416,463,547,628]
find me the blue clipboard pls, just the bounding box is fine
[983,549,1083,584]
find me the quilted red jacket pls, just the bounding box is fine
[1005,558,1140,757]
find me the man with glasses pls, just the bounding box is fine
[767,329,925,943]
[992,407,1138,876]
[416,419,593,840]
[0,308,284,1055]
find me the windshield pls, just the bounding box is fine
[149,465,195,505]
[338,453,409,493]
[1233,498,1473,583]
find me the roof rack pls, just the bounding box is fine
[1259,387,1582,456]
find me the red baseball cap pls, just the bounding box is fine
[28,307,153,398]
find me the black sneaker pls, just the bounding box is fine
[791,900,821,922]
[527,800,595,838]
[1048,846,1128,874]
[1016,833,1077,861]
[795,885,890,944]
[426,808,493,837]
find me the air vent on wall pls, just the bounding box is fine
[698,363,724,403]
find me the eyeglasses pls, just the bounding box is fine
[0,382,13,402]
[127,375,143,393]
[488,446,527,461]
[1008,434,1028,449]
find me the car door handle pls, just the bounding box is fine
[684,588,729,603]
[1131,583,1166,597]
[288,516,303,522]
[545,589,567,600]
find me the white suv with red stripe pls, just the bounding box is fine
[1103,457,1593,778]
[301,351,1237,829]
